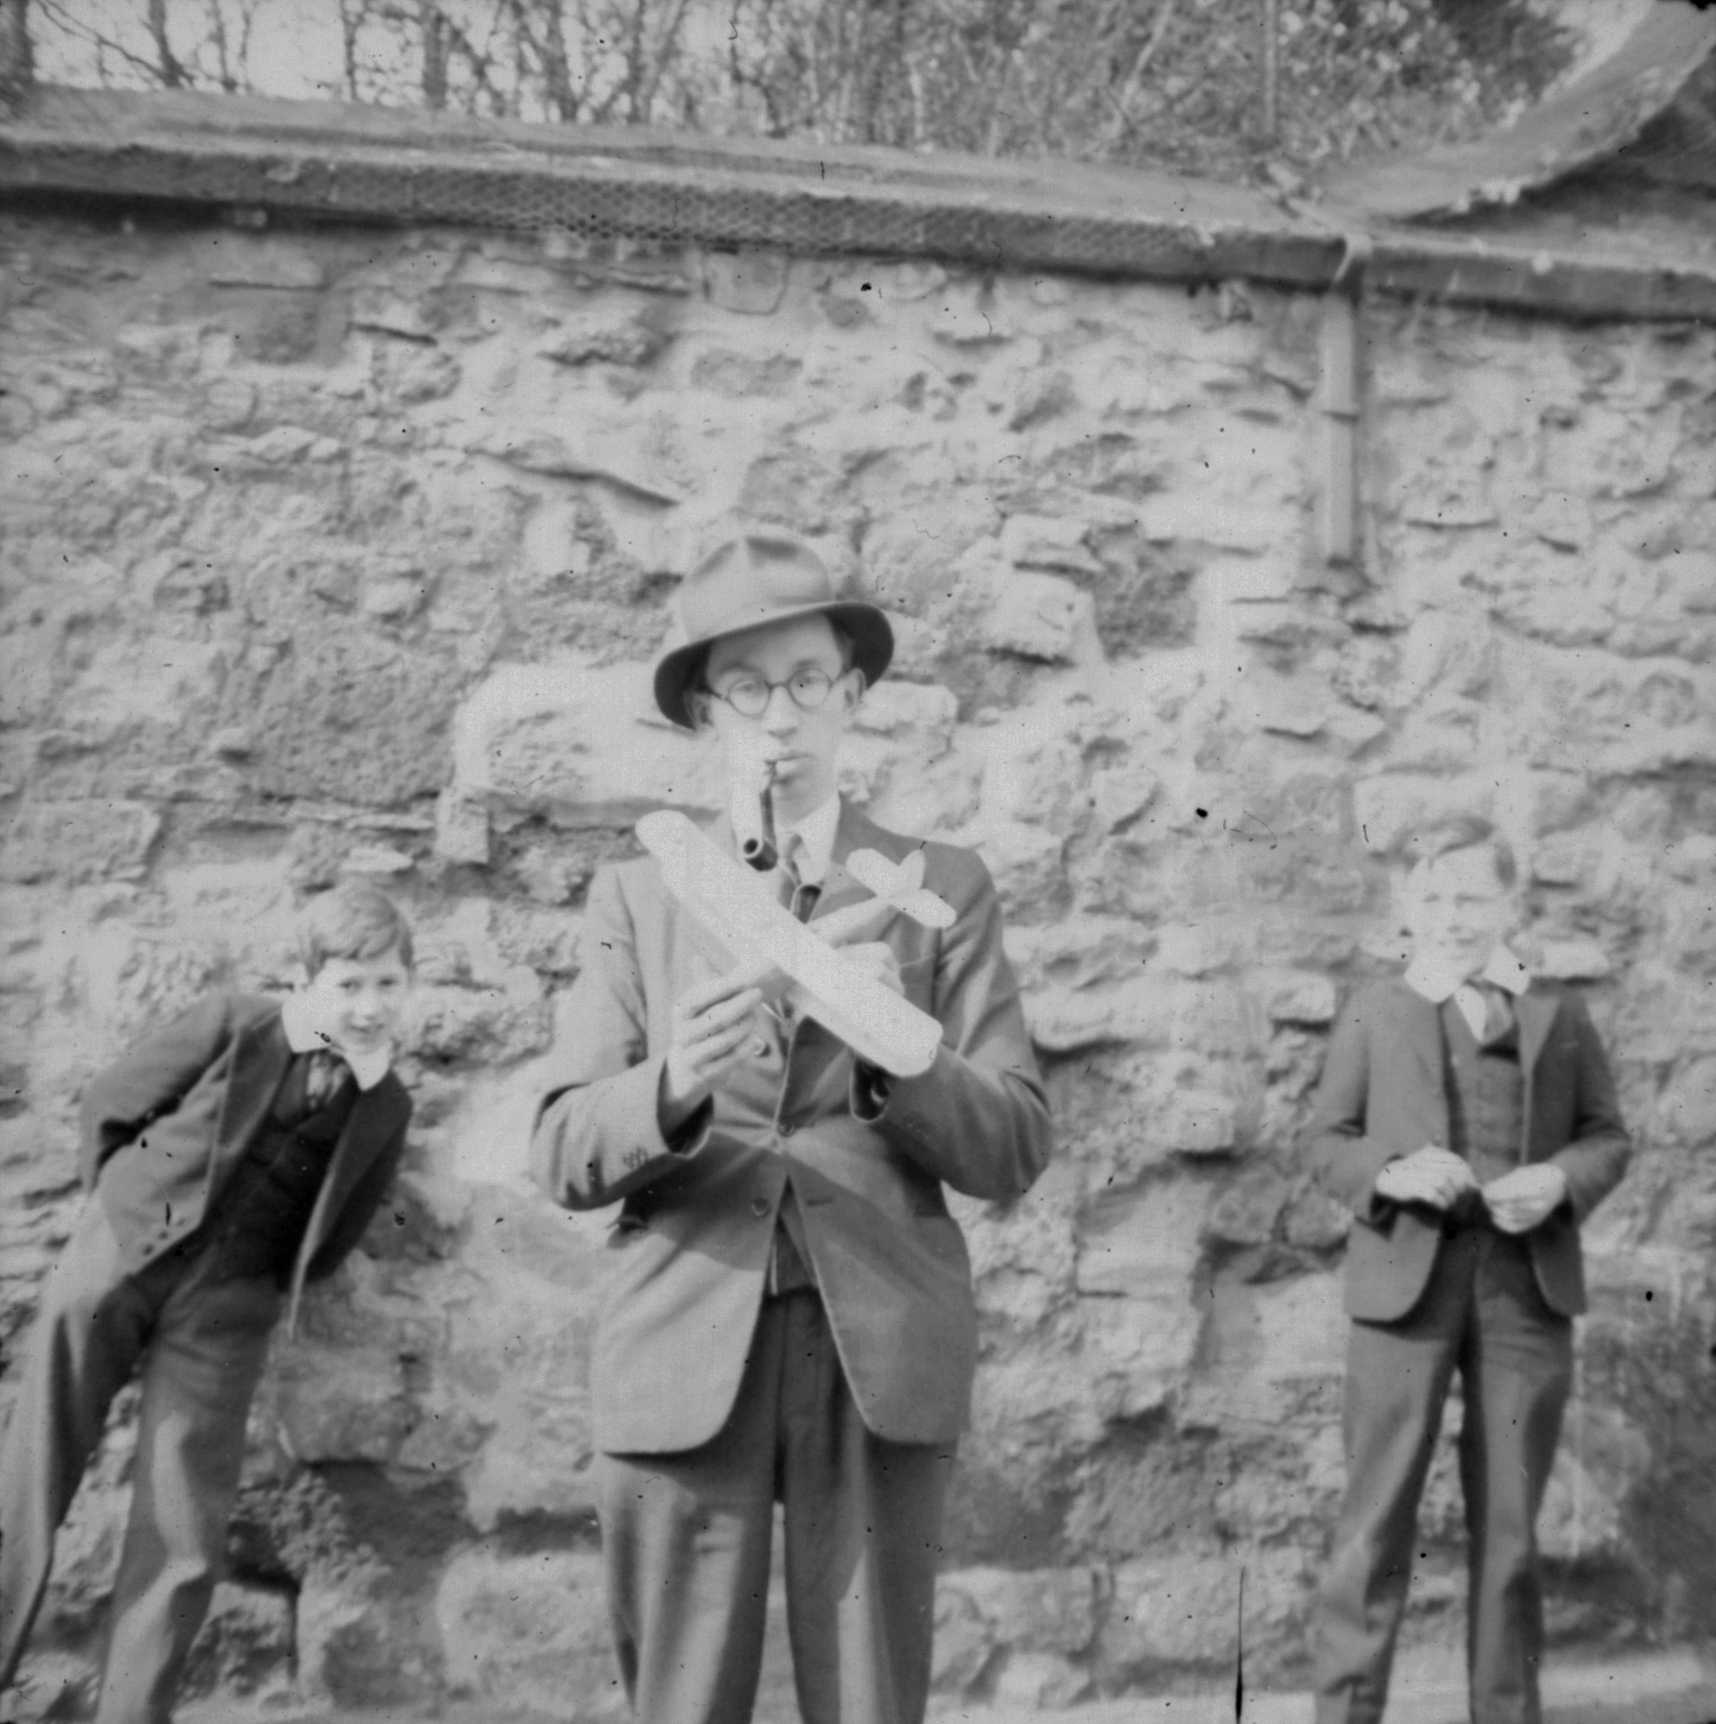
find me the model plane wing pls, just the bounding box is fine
[636,810,944,1078]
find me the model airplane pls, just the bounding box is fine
[635,810,952,1078]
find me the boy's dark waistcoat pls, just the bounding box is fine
[80,992,411,1331]
[1306,976,1631,1323]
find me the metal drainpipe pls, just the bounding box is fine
[1318,236,1370,566]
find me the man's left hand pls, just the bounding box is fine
[1483,1164,1569,1234]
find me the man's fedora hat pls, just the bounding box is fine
[653,528,894,729]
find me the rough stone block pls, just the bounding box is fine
[1532,939,1612,981]
[181,1582,295,1700]
[540,309,668,367]
[436,1548,620,1714]
[979,724,1088,832]
[1007,368,1075,431]
[999,514,1099,574]
[851,679,959,753]
[451,655,725,824]
[1350,773,1488,856]
[1258,971,1338,1025]
[968,821,1066,922]
[267,1342,413,1464]
[1154,924,1232,978]
[1210,555,1298,604]
[992,1648,1092,1707]
[247,635,457,807]
[982,571,1099,664]
[702,248,790,315]
[1077,1181,1209,1298]
[1025,978,1164,1052]
[938,1565,1099,1656]
[1538,1399,1650,1563]
[930,287,1013,345]
[1207,1169,1290,1246]
[1134,496,1281,551]
[434,789,491,866]
[0,800,160,884]
[1282,1186,1351,1250]
[931,1584,995,1693]
[1082,1294,1203,1417]
[350,284,440,339]
[1100,1549,1308,1673]
[468,422,685,504]
[1652,1056,1716,1151]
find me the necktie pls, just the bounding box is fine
[1454,982,1513,1046]
[302,1048,351,1111]
[775,833,820,924]
[1480,984,1515,1045]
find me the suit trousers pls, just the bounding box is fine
[596,1287,953,1724]
[1313,1225,1574,1724]
[0,1199,281,1724]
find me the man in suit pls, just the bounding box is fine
[0,880,414,1724]
[1307,817,1631,1724]
[531,527,1052,1724]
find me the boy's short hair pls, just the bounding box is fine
[1404,815,1517,889]
[296,879,415,976]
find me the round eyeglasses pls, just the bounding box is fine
[707,668,838,717]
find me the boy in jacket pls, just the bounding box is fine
[1308,818,1630,1724]
[0,880,414,1724]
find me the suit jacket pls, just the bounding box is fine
[80,992,412,1335]
[532,800,1052,1454]
[1305,976,1631,1323]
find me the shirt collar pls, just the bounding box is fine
[777,794,842,886]
[280,995,392,1091]
[1403,944,1531,1006]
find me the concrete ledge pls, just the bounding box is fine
[2,87,1715,323]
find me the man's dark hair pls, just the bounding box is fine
[1404,815,1517,888]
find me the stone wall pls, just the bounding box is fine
[1,201,1713,1715]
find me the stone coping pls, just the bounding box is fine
[1,86,1715,324]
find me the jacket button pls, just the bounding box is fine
[750,1197,771,1218]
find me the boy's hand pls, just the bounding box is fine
[660,959,773,1131]
[1482,1164,1569,1234]
[1373,1145,1479,1211]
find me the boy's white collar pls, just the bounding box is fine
[1404,945,1531,1006]
[280,995,392,1090]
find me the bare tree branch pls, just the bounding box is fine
[148,0,189,86]
[419,0,448,107]
[0,0,33,110]
[207,0,236,92]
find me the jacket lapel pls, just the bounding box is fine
[316,1078,409,1228]
[214,1010,292,1180]
[1393,984,1451,1151]
[1515,988,1560,1157]
[287,1074,410,1334]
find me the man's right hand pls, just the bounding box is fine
[1372,1145,1478,1211]
[659,959,773,1132]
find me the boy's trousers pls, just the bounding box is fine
[0,1199,281,1724]
[1313,1223,1573,1724]
[596,1286,951,1724]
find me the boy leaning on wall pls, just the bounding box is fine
[1305,816,1632,1724]
[0,880,416,1724]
